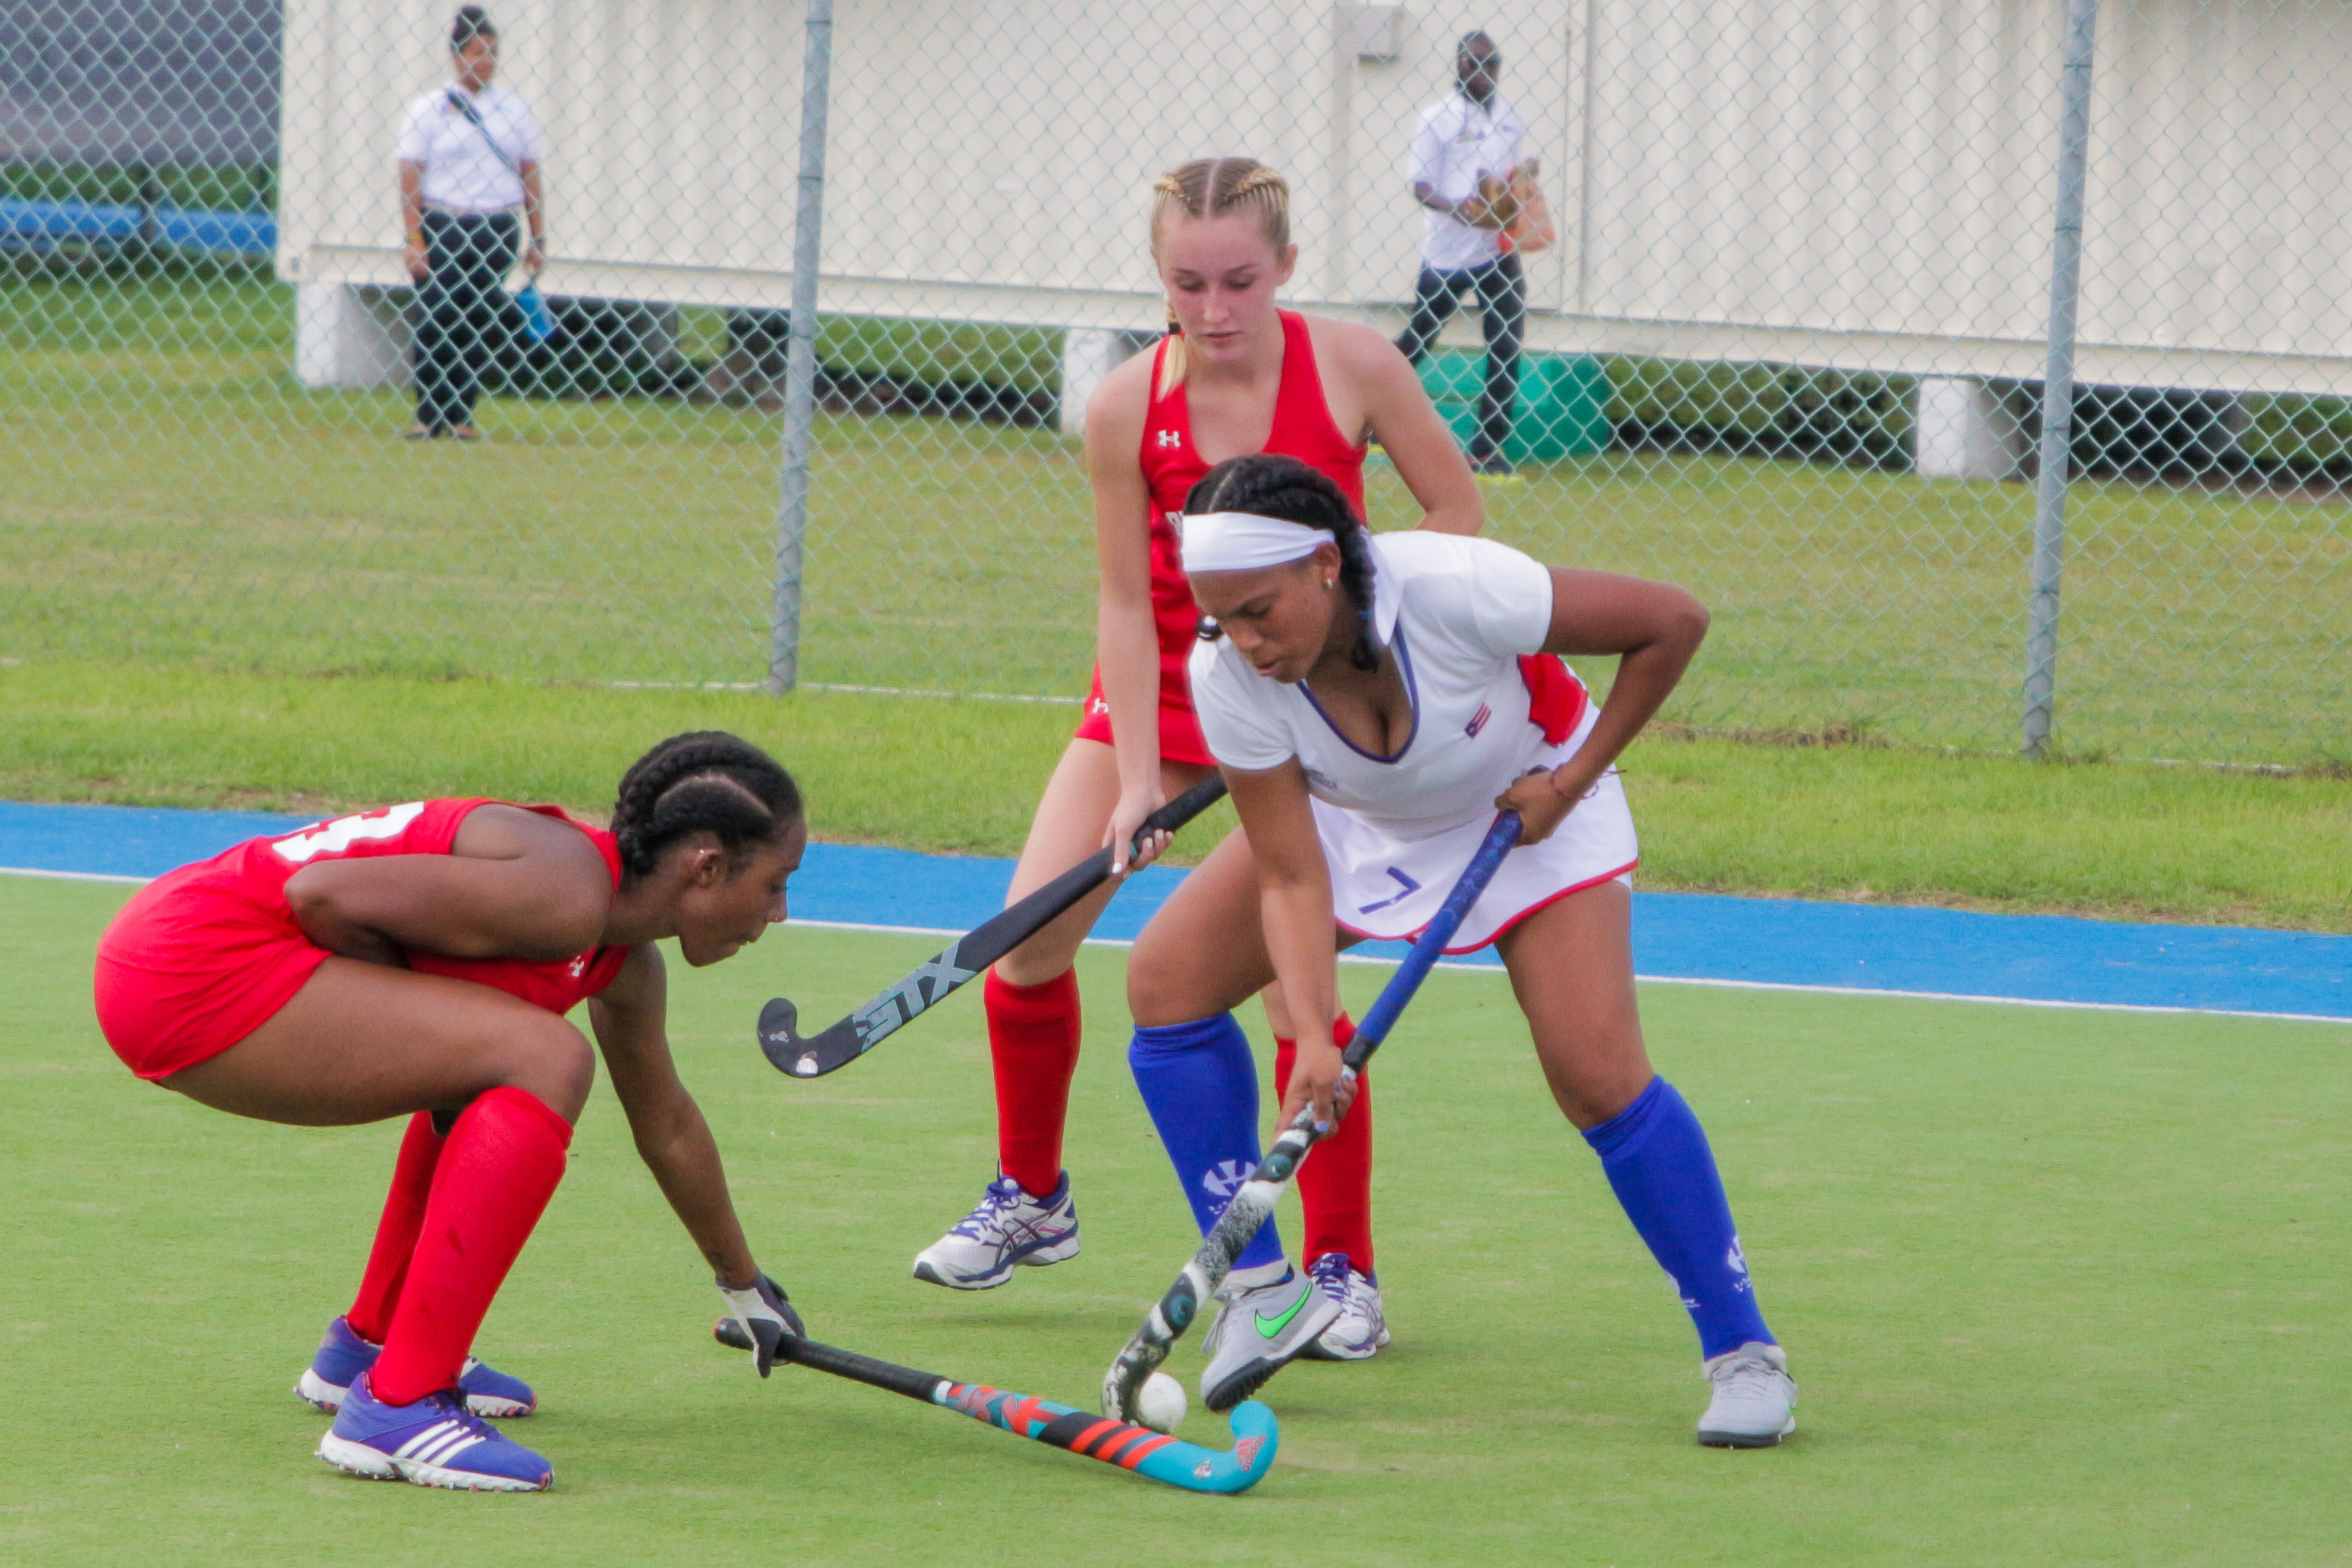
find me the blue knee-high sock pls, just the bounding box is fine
[1582,1077,1772,1359]
[1129,1014,1287,1273]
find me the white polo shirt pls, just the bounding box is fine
[396,82,542,215]
[1406,91,1526,273]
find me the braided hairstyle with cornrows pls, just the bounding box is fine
[1149,158,1294,398]
[1186,453,1381,673]
[610,731,802,880]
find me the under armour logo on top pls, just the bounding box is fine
[1155,430,1182,449]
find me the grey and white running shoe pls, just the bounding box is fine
[1696,1341,1797,1447]
[1300,1252,1389,1361]
[1198,1266,1342,1412]
[911,1171,1079,1290]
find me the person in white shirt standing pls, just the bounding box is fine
[394,7,544,440]
[1397,31,1531,479]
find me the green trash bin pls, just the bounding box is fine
[1416,350,1612,463]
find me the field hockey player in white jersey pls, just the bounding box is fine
[1119,452,1797,1442]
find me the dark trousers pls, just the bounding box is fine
[412,209,519,431]
[1394,253,1526,459]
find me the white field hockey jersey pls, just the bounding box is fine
[1190,532,1560,832]
[1190,531,1638,950]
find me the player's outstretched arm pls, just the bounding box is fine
[1498,570,1710,845]
[284,803,612,965]
[1224,761,1350,1131]
[1333,323,1482,536]
[1087,351,1178,869]
[588,945,765,1289]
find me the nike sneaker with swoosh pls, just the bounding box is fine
[912,1171,1080,1290]
[1198,1266,1342,1412]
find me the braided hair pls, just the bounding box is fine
[1185,453,1381,673]
[610,731,802,880]
[1149,158,1293,398]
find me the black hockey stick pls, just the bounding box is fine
[712,1319,1278,1492]
[1102,809,1523,1422]
[757,775,1228,1078]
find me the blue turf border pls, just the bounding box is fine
[4,800,2344,1022]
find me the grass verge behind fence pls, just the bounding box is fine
[5,274,2347,765]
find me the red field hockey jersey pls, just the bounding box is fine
[167,798,630,1014]
[1135,310,1371,691]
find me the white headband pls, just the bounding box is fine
[1178,510,1335,575]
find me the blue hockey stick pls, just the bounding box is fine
[1102,810,1523,1422]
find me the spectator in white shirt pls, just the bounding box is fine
[394,7,544,440]
[1396,32,1531,478]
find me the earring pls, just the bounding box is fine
[1322,579,1334,591]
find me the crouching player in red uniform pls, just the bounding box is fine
[91,732,810,1491]
[915,156,1482,1369]
[1126,454,1799,1440]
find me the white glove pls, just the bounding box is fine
[716,1272,804,1377]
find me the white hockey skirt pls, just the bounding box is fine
[1314,767,1638,954]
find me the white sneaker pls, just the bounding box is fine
[911,1171,1079,1290]
[1300,1252,1389,1360]
[1198,1265,1342,1412]
[1697,1341,1797,1447]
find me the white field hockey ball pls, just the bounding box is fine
[1137,1372,1187,1434]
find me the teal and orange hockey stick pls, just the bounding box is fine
[717,1320,1278,1493]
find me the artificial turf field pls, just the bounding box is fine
[7,874,2350,1565]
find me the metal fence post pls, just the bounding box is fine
[768,0,835,694]
[2022,0,2100,757]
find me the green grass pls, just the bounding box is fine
[5,658,2347,931]
[8,877,2352,1565]
[5,274,2347,764]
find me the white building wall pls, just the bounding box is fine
[277,0,2352,392]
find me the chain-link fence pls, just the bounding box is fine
[3,1,2346,765]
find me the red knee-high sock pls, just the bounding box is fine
[1275,1014,1375,1275]
[986,969,1082,1197]
[368,1087,572,1407]
[345,1112,447,1344]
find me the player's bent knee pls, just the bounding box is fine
[494,1016,595,1122]
[1127,949,1236,1029]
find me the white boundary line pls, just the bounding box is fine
[12,872,2343,1027]
[1,865,149,885]
[782,917,2352,1027]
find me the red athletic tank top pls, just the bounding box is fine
[171,798,630,1014]
[1133,309,1369,689]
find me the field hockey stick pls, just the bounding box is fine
[1102,808,1523,1423]
[758,776,1228,1078]
[712,1319,1278,1493]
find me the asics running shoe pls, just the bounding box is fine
[317,1371,553,1491]
[295,1316,537,1418]
[1300,1252,1390,1361]
[911,1171,1080,1290]
[1697,1341,1798,1447]
[1199,1266,1341,1412]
